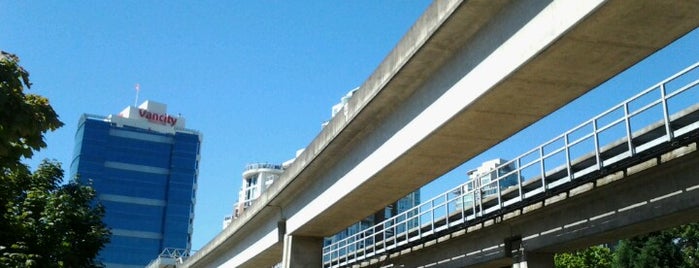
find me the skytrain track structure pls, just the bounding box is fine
[323,62,699,268]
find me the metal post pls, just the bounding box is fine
[497,178,502,209]
[623,103,635,157]
[517,159,523,201]
[593,119,602,170]
[539,146,546,191]
[659,84,674,142]
[564,134,572,181]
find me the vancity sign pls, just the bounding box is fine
[139,109,178,126]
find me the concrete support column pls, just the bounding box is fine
[281,234,323,268]
[513,252,554,268]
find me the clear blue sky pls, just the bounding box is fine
[1,1,697,252]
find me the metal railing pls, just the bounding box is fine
[146,248,190,267]
[322,61,699,268]
[245,162,284,171]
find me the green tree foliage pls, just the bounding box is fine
[0,51,110,267]
[0,160,110,267]
[554,245,613,268]
[675,223,699,267]
[614,223,699,268]
[0,51,63,171]
[555,223,699,268]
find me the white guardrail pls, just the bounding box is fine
[322,61,699,268]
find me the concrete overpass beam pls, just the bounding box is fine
[281,235,323,268]
[180,0,699,265]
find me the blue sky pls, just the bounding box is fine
[2,1,698,253]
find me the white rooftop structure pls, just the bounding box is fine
[107,100,188,135]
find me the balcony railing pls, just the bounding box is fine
[245,162,284,171]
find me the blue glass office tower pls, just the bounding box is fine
[71,101,201,268]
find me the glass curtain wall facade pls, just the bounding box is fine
[324,190,421,246]
[71,101,201,268]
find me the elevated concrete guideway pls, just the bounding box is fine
[183,1,699,267]
[361,142,699,268]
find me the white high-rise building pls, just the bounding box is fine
[457,158,519,210]
[223,163,285,228]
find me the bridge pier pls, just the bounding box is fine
[509,236,554,268]
[513,252,554,268]
[281,235,323,268]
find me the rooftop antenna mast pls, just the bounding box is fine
[134,83,140,107]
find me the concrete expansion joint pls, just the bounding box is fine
[484,219,496,227]
[626,157,659,176]
[452,229,466,238]
[503,209,522,221]
[523,201,543,214]
[569,182,594,197]
[411,243,424,252]
[661,141,697,163]
[437,234,451,243]
[467,223,483,233]
[544,192,568,206]
[595,170,624,187]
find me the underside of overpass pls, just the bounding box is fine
[183,1,699,267]
[286,0,699,240]
[362,141,699,268]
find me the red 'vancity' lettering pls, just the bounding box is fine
[139,109,178,126]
